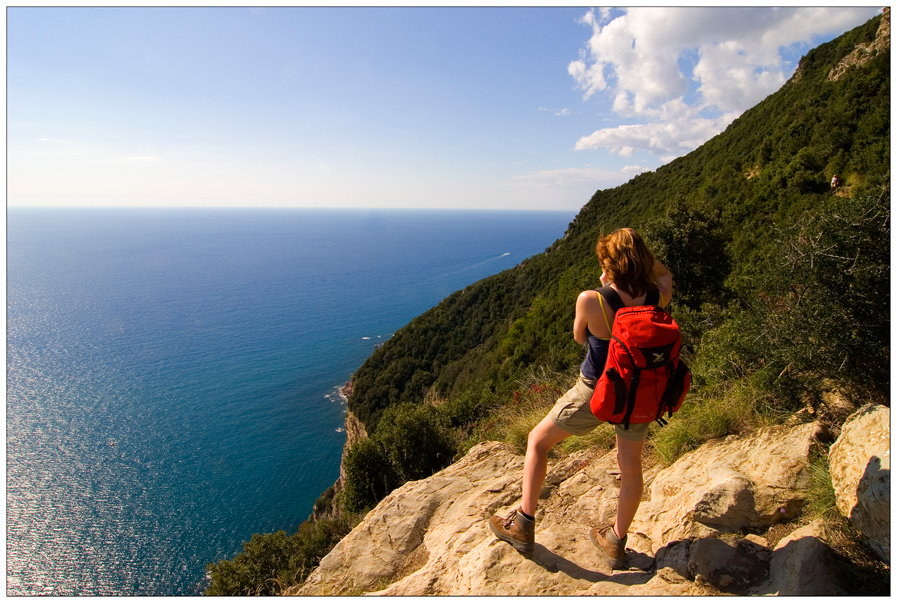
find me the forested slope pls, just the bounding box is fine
[347,10,888,439]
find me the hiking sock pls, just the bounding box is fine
[518,509,535,523]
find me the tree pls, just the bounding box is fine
[643,198,731,310]
[375,402,456,481]
[341,438,401,513]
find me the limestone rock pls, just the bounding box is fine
[828,404,890,563]
[299,441,532,596]
[649,535,771,594]
[297,420,838,596]
[750,519,846,596]
[336,410,368,491]
[630,422,824,549]
[828,7,890,82]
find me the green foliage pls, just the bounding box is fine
[341,401,457,514]
[376,402,456,481]
[761,188,890,393]
[312,485,336,518]
[204,514,360,596]
[642,197,732,309]
[205,531,298,596]
[341,437,402,514]
[695,187,890,404]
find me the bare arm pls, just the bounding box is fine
[574,291,596,345]
[654,260,673,306]
[574,289,613,344]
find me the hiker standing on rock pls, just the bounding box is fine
[489,228,673,570]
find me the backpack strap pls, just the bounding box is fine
[596,287,624,334]
[645,288,661,307]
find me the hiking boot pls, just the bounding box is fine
[488,509,535,554]
[590,525,627,570]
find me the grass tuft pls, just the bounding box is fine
[651,378,783,464]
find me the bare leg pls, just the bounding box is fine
[519,415,571,517]
[613,435,645,538]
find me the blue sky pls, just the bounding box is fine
[7,6,883,210]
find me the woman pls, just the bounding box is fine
[488,228,673,570]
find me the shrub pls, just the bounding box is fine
[375,402,457,481]
[642,197,732,310]
[341,438,402,514]
[757,187,890,397]
[692,186,889,409]
[205,531,300,596]
[204,514,361,596]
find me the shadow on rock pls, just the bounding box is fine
[528,543,654,587]
[850,455,890,564]
[655,535,770,595]
[528,544,606,582]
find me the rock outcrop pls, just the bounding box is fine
[828,7,890,81]
[630,422,827,548]
[336,410,368,492]
[828,404,890,563]
[297,421,847,596]
[750,519,846,596]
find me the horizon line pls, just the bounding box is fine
[7,205,579,213]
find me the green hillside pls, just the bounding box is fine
[206,12,889,595]
[343,11,888,494]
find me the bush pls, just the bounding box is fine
[340,398,465,516]
[375,402,457,481]
[758,187,890,396]
[642,197,731,310]
[341,438,402,514]
[204,514,360,596]
[693,186,889,406]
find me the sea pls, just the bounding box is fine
[6,207,575,596]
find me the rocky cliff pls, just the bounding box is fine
[294,406,889,596]
[829,7,890,81]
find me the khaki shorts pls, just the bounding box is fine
[548,374,651,442]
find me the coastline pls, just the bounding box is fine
[311,379,368,521]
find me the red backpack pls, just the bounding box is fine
[589,287,690,430]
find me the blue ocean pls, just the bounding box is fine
[6,207,575,596]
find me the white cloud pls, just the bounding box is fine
[556,108,571,116]
[569,7,882,158]
[575,99,740,156]
[512,165,651,190]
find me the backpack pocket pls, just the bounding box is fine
[662,360,691,417]
[606,367,627,416]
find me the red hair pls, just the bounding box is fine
[596,228,656,298]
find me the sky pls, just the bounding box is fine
[6,5,884,211]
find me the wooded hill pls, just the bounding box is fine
[205,12,889,595]
[341,10,889,511]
